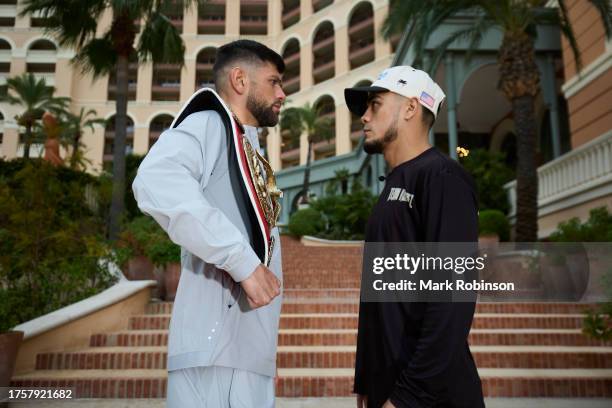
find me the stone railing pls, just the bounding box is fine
[505,130,612,218]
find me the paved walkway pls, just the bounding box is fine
[7,398,612,407]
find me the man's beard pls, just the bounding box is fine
[247,91,279,127]
[363,121,398,154]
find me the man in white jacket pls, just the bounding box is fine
[132,40,286,407]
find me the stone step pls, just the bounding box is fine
[39,345,612,370]
[283,289,361,299]
[275,368,612,398]
[145,301,599,316]
[12,369,612,398]
[127,313,589,331]
[90,329,611,348]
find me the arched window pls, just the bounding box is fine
[281,39,300,95]
[149,114,174,148]
[195,47,217,89]
[104,115,135,162]
[312,21,334,84]
[348,2,374,69]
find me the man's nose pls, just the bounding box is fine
[361,109,370,124]
[277,87,286,102]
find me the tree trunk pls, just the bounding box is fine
[498,31,540,242]
[512,94,538,242]
[301,139,313,204]
[23,124,31,159]
[109,53,130,240]
[70,131,81,169]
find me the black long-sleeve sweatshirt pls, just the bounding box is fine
[354,146,485,408]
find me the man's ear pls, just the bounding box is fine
[402,97,419,121]
[228,67,248,95]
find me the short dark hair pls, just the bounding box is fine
[422,108,435,130]
[213,40,285,90]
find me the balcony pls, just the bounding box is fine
[284,51,299,68]
[240,15,267,35]
[197,16,225,34]
[281,147,299,161]
[152,82,180,101]
[282,6,299,28]
[348,16,373,37]
[312,0,333,13]
[312,36,334,55]
[312,60,334,83]
[349,42,374,68]
[504,132,612,237]
[282,75,299,95]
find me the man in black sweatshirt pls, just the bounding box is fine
[344,66,485,408]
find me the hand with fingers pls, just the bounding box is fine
[240,264,281,309]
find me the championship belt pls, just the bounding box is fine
[233,116,283,266]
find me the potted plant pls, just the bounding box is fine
[478,209,510,243]
[119,216,157,281]
[0,314,23,388]
[144,224,182,301]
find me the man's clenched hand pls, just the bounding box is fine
[240,264,281,309]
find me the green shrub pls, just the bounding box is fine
[549,206,612,242]
[0,160,117,332]
[288,207,325,237]
[312,179,376,240]
[120,215,180,266]
[478,209,510,241]
[460,149,515,214]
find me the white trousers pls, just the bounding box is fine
[167,366,275,408]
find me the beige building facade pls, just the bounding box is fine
[0,0,399,173]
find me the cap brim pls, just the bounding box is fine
[344,86,388,116]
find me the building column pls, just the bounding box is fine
[543,54,562,158]
[180,59,196,100]
[9,58,25,76]
[300,42,313,90]
[445,54,458,160]
[2,125,19,159]
[226,0,240,36]
[183,3,198,35]
[334,26,349,76]
[133,125,149,155]
[268,0,282,38]
[54,58,73,97]
[374,4,391,60]
[136,63,153,103]
[267,126,282,171]
[335,104,351,155]
[301,0,312,19]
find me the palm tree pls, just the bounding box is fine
[381,0,612,242]
[20,0,198,240]
[280,102,334,204]
[60,107,106,170]
[2,73,69,159]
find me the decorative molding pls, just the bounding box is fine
[561,47,612,99]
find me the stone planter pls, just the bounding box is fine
[127,255,155,281]
[164,262,181,301]
[0,331,24,387]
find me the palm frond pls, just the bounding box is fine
[557,0,583,71]
[71,37,117,78]
[137,11,185,65]
[588,0,612,38]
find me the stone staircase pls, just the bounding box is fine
[11,236,612,399]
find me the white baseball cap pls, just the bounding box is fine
[344,66,446,119]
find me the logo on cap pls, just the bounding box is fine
[377,70,389,80]
[420,91,434,108]
[397,79,407,86]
